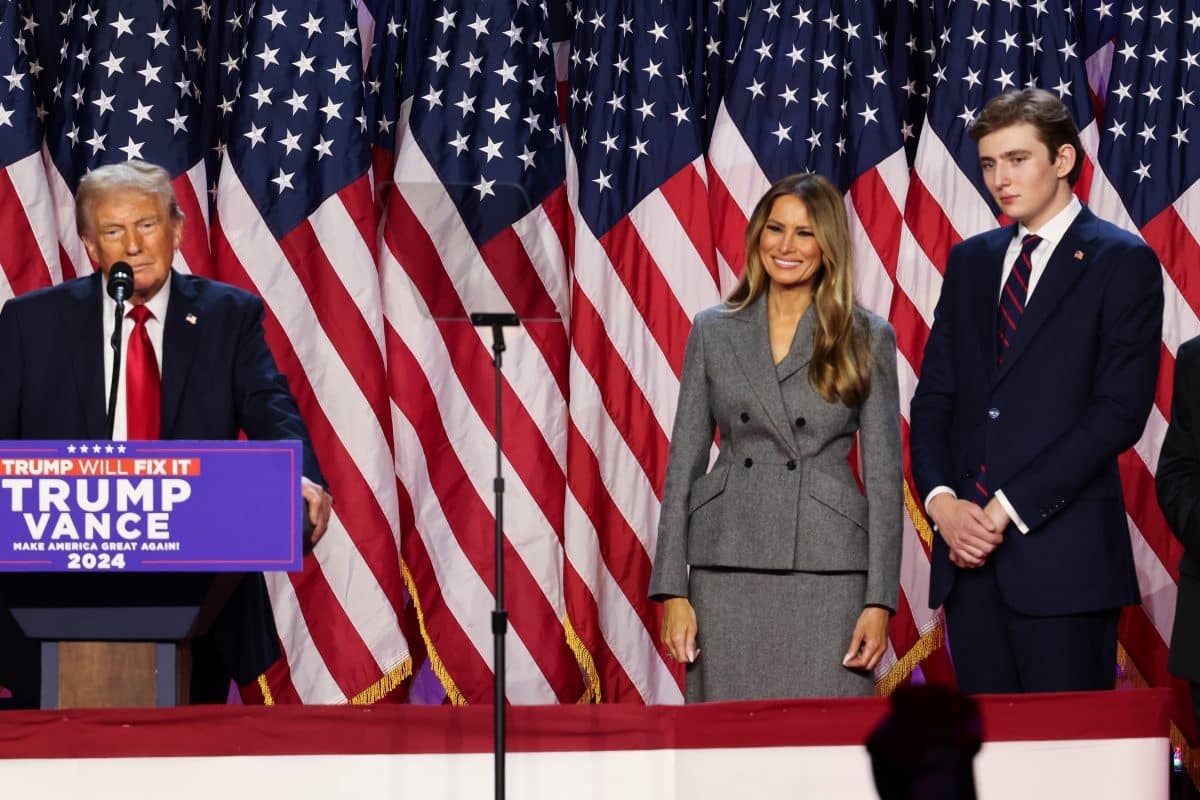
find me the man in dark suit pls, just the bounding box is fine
[0,159,331,707]
[910,89,1163,693]
[1155,338,1200,732]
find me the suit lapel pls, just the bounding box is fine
[774,304,815,382]
[71,272,107,437]
[994,209,1095,385]
[160,271,201,437]
[724,293,801,457]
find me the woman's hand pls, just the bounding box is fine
[843,606,889,671]
[660,597,700,663]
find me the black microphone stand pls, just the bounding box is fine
[469,311,520,800]
[105,294,127,440]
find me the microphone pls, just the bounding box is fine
[106,261,134,304]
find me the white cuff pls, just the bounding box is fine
[993,489,1029,534]
[923,485,957,515]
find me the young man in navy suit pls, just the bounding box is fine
[0,160,332,707]
[910,90,1163,693]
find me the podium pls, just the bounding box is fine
[2,572,243,708]
[0,439,305,709]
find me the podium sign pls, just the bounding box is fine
[0,440,303,572]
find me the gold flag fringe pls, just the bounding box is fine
[903,479,934,549]
[875,622,945,697]
[256,674,275,706]
[400,558,467,705]
[350,658,413,705]
[564,614,602,703]
[1117,643,1200,792]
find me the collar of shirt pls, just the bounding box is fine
[1001,196,1083,303]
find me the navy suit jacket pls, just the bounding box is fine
[0,268,323,684]
[0,269,322,482]
[910,206,1162,616]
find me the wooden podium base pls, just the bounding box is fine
[41,641,191,708]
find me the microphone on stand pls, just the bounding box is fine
[105,261,135,439]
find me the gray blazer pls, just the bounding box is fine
[649,294,903,611]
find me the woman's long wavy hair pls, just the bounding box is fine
[726,172,873,406]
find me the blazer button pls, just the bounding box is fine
[988,408,1000,420]
[795,416,806,428]
[964,468,974,478]
[744,458,753,468]
[786,460,797,471]
[740,412,750,423]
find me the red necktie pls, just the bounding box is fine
[125,305,161,440]
[995,233,1042,365]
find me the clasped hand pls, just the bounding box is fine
[929,494,1008,568]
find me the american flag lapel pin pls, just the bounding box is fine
[186,313,198,325]
[1073,250,1084,261]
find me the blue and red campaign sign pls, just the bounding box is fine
[0,441,303,572]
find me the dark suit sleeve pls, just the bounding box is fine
[232,296,325,487]
[0,299,21,439]
[999,241,1162,529]
[909,245,962,502]
[1158,338,1200,557]
[649,313,716,600]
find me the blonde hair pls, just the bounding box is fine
[727,172,873,406]
[75,160,183,238]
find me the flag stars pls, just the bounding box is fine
[462,53,483,77]
[272,170,295,193]
[327,60,352,83]
[301,12,323,37]
[812,89,829,109]
[1148,45,1168,67]
[643,59,663,80]
[486,98,510,122]
[747,78,766,98]
[479,137,503,162]
[429,46,450,70]
[1188,10,1200,31]
[2,68,22,91]
[0,103,13,128]
[630,137,649,157]
[129,99,153,124]
[422,86,444,109]
[1173,125,1190,147]
[495,60,518,84]
[1124,4,1143,24]
[600,132,619,153]
[110,12,135,38]
[858,104,879,125]
[474,177,496,199]
[448,131,470,155]
[257,43,280,68]
[294,53,315,76]
[263,5,286,29]
[118,137,145,160]
[1108,120,1126,139]
[277,130,302,154]
[435,8,456,32]
[314,136,334,160]
[468,14,490,37]
[636,99,655,120]
[85,130,106,154]
[786,45,805,65]
[285,90,308,115]
[167,110,187,133]
[1113,81,1132,102]
[647,21,668,42]
[772,123,791,143]
[249,84,272,108]
[1144,84,1162,105]
[1133,162,1151,182]
[93,89,116,115]
[957,105,977,126]
[806,128,821,148]
[867,67,886,88]
[1138,122,1156,144]
[754,41,772,60]
[454,91,476,115]
[671,104,689,124]
[779,86,798,106]
[995,69,1015,91]
[1153,6,1172,25]
[606,93,626,113]
[1053,78,1072,97]
[336,22,357,46]
[817,51,836,72]
[593,170,613,192]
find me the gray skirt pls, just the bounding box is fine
[685,566,874,703]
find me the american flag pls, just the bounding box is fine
[12,0,412,705]
[1,0,1196,768]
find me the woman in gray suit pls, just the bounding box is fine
[649,173,903,701]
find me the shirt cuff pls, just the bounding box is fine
[993,490,1029,534]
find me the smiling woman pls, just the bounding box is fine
[649,172,904,703]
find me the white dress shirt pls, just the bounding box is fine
[925,196,1083,534]
[101,272,170,441]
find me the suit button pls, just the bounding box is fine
[740,412,750,423]
[964,468,974,478]
[795,417,806,428]
[988,408,1000,420]
[786,460,796,471]
[744,458,753,468]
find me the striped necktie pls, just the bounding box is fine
[995,233,1042,365]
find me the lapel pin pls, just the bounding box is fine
[1073,250,1084,261]
[185,313,198,325]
